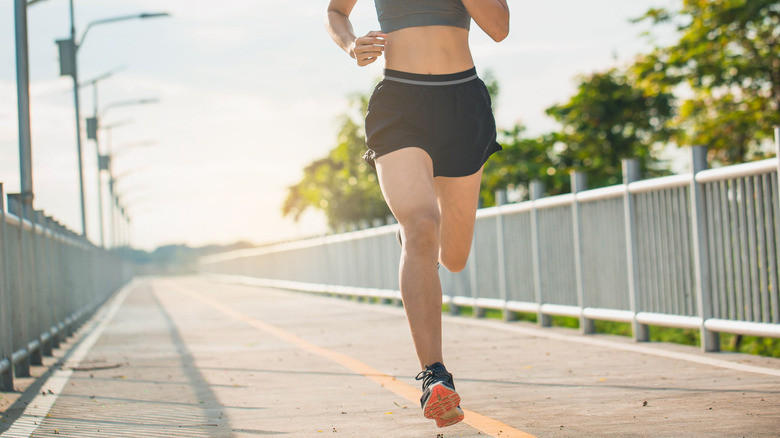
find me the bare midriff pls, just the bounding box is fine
[383,26,474,75]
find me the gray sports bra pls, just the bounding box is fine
[375,0,471,33]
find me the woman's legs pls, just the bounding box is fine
[376,148,443,368]
[435,168,484,273]
[375,147,484,368]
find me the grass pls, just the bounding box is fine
[334,295,780,358]
[440,304,780,358]
[719,333,780,357]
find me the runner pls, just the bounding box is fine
[324,0,509,428]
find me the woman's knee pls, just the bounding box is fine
[400,210,441,251]
[440,251,469,273]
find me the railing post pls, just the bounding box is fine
[775,127,780,276]
[571,172,592,334]
[46,216,60,349]
[495,190,515,321]
[530,180,550,326]
[690,146,719,352]
[623,159,648,342]
[9,193,31,377]
[468,222,483,318]
[26,203,42,366]
[36,211,53,357]
[0,184,14,391]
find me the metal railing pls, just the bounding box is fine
[0,183,133,390]
[200,143,780,352]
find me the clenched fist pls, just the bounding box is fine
[349,31,386,67]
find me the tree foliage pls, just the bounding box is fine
[287,0,778,224]
[482,69,674,206]
[632,0,780,163]
[545,69,674,188]
[481,126,565,205]
[282,94,390,230]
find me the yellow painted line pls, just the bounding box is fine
[166,280,536,438]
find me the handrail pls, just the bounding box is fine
[0,185,134,391]
[200,146,780,352]
[696,158,778,183]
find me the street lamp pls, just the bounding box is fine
[78,13,170,49]
[56,6,169,238]
[111,172,147,252]
[97,108,156,250]
[88,97,157,247]
[94,98,159,246]
[14,0,38,222]
[100,98,159,116]
[81,66,125,247]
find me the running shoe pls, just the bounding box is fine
[415,362,463,427]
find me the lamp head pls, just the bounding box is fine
[139,12,171,19]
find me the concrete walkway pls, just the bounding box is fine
[1,276,779,437]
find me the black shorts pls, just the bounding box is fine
[364,67,502,178]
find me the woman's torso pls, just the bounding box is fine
[375,0,474,74]
[383,26,473,74]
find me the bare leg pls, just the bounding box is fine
[435,168,483,273]
[376,148,443,368]
[376,148,485,368]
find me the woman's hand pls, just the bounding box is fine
[349,31,387,67]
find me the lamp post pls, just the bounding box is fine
[82,67,125,247]
[14,0,35,217]
[85,90,153,249]
[98,105,156,249]
[56,5,169,238]
[100,98,160,115]
[113,177,148,252]
[98,120,125,250]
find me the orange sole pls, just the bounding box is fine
[422,383,461,419]
[435,406,465,427]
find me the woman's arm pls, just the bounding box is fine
[325,0,386,66]
[461,0,509,42]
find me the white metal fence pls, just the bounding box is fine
[0,183,133,391]
[200,145,780,352]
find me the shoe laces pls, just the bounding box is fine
[415,363,453,390]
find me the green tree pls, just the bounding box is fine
[633,0,780,164]
[282,93,390,230]
[545,69,674,188]
[481,125,568,206]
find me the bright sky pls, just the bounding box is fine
[1,0,677,251]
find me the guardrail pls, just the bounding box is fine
[200,143,780,353]
[0,183,133,391]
